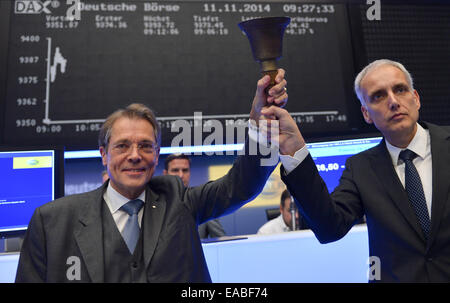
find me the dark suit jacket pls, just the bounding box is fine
[282,122,450,282]
[16,146,275,282]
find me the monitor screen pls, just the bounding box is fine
[0,147,64,238]
[307,136,382,192]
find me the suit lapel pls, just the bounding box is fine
[143,186,166,269]
[73,185,105,283]
[369,140,425,240]
[426,123,450,248]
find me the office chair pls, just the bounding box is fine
[265,207,280,221]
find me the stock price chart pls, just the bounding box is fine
[2,0,357,149]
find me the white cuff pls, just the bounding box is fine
[279,145,309,174]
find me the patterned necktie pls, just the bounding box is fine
[399,149,431,241]
[120,199,144,253]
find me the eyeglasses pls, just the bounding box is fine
[111,141,158,155]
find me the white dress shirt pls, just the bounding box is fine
[103,184,146,233]
[257,214,290,235]
[279,123,433,217]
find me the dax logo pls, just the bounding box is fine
[14,0,53,15]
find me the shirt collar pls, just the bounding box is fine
[385,123,429,165]
[104,182,146,214]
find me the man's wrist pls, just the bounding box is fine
[279,145,309,174]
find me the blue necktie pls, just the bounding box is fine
[120,199,144,253]
[399,149,431,241]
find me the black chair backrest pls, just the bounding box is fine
[265,207,280,221]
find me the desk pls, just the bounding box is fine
[203,225,369,282]
[0,253,20,283]
[0,225,369,282]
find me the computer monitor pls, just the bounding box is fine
[307,135,383,193]
[0,147,64,238]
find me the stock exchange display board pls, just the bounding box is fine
[1,0,359,149]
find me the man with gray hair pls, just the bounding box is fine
[15,69,288,282]
[260,59,450,282]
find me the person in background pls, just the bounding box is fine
[257,189,300,235]
[163,153,226,239]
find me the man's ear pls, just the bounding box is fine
[361,105,373,124]
[413,89,421,111]
[163,169,168,176]
[99,146,108,166]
